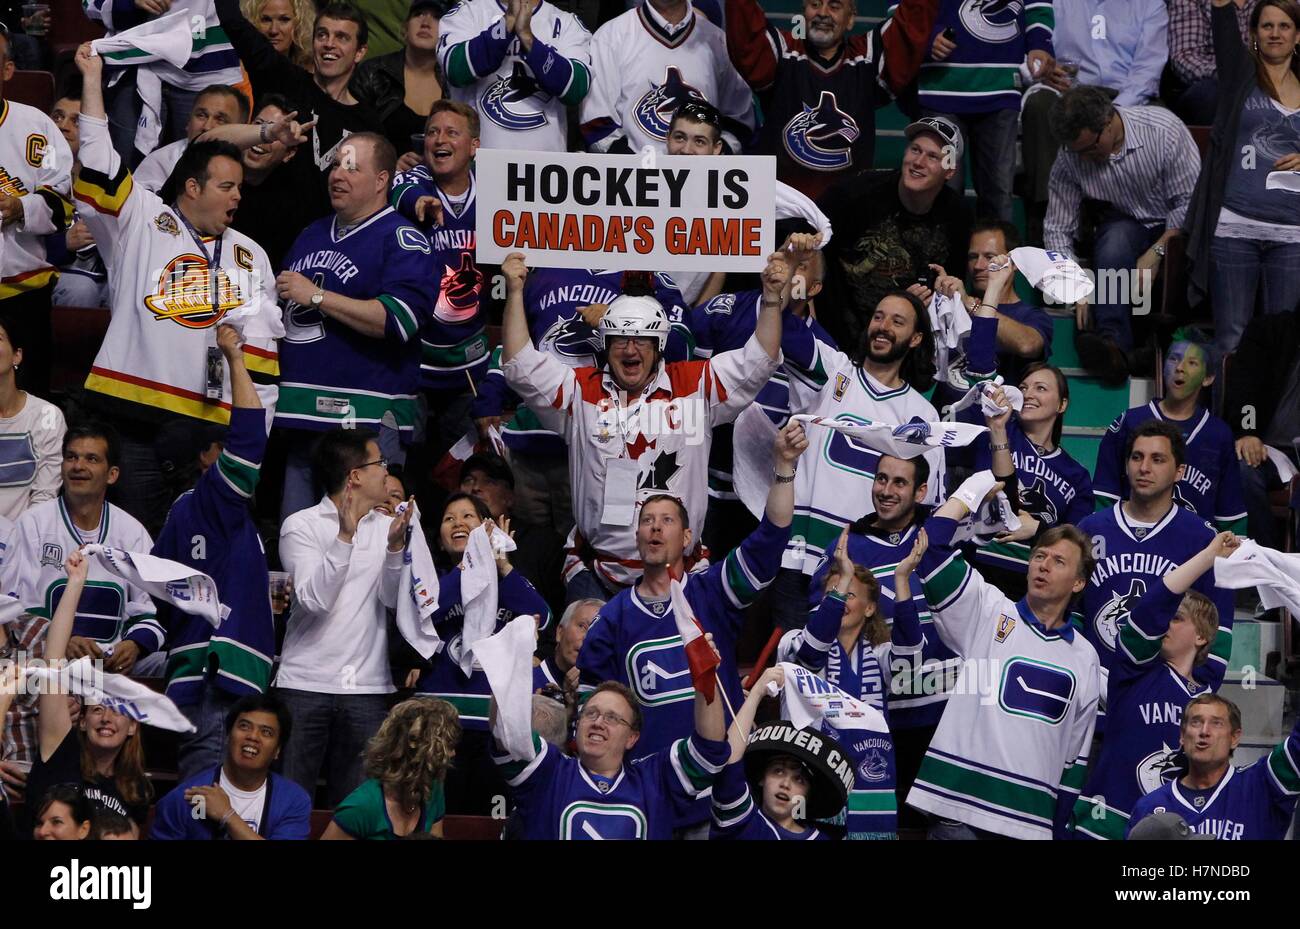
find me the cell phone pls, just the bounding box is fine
[942,27,957,41]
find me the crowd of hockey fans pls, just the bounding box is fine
[1,0,1299,842]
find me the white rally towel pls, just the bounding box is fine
[458,522,518,675]
[474,614,539,762]
[91,12,195,157]
[394,502,442,661]
[1009,247,1094,305]
[0,592,26,626]
[732,404,781,520]
[1265,171,1300,194]
[942,376,1026,422]
[24,657,196,733]
[946,470,1021,545]
[775,180,833,247]
[928,291,972,385]
[82,543,228,628]
[1214,540,1300,619]
[1266,445,1299,484]
[775,662,890,737]
[790,413,987,460]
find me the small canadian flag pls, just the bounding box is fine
[669,577,719,704]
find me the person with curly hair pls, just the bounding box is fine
[243,0,318,69]
[322,698,462,839]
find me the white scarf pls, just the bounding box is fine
[475,615,539,761]
[24,657,196,733]
[946,470,1022,545]
[458,523,517,675]
[83,543,227,628]
[91,12,195,157]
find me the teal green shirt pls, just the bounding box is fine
[332,778,445,839]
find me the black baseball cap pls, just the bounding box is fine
[460,452,515,489]
[408,0,451,17]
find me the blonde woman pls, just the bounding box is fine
[242,0,317,69]
[322,699,461,839]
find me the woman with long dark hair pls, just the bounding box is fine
[1186,0,1300,361]
[26,550,153,828]
[413,492,551,814]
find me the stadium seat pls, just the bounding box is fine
[5,70,55,114]
[48,0,106,55]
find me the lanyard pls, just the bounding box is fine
[174,207,224,318]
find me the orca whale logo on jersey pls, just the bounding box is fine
[284,272,328,343]
[858,747,888,782]
[1170,482,1198,515]
[782,91,859,171]
[539,314,600,363]
[1020,477,1059,527]
[891,417,931,445]
[634,67,707,141]
[1092,578,1146,651]
[560,803,648,840]
[997,656,1076,724]
[1137,743,1179,796]
[959,0,1023,44]
[145,255,243,328]
[435,252,483,324]
[480,61,550,131]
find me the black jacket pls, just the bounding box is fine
[351,50,449,130]
[1223,312,1300,440]
[1184,2,1260,305]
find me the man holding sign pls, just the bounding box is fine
[499,244,787,599]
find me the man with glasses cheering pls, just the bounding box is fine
[275,428,416,807]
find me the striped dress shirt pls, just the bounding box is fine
[1044,105,1203,258]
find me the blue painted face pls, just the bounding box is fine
[1164,342,1209,402]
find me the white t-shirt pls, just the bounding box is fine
[219,769,267,834]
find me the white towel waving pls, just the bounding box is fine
[394,502,442,661]
[458,522,517,675]
[942,376,1026,422]
[0,592,26,626]
[91,10,194,68]
[24,658,196,733]
[928,291,972,384]
[1214,539,1300,619]
[474,615,539,762]
[776,662,890,737]
[83,544,227,628]
[791,413,987,459]
[1009,247,1094,305]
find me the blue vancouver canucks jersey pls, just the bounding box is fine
[276,207,434,438]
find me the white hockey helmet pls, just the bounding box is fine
[598,295,670,352]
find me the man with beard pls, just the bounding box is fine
[724,0,940,200]
[814,116,971,349]
[771,287,944,630]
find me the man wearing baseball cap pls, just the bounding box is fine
[815,114,972,350]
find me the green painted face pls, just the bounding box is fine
[1164,342,1210,402]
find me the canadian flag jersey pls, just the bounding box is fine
[503,334,778,587]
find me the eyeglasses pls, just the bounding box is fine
[579,707,632,728]
[357,457,389,472]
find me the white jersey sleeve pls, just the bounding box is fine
[579,19,627,153]
[707,333,780,426]
[502,343,581,418]
[917,543,1006,660]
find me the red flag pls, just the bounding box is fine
[669,578,719,703]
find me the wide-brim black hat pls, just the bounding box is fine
[743,722,853,822]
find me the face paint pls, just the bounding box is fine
[1164,341,1208,402]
